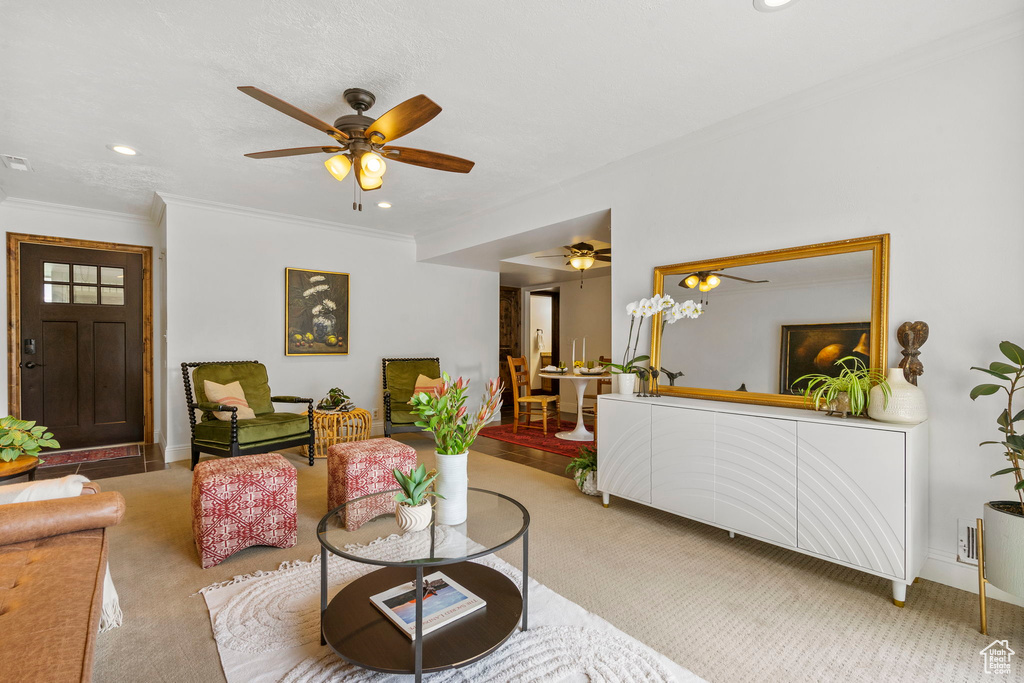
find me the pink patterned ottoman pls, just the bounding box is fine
[191,453,298,569]
[328,438,418,530]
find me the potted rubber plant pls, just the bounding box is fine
[408,373,503,525]
[0,416,59,463]
[792,356,890,418]
[566,445,598,496]
[392,463,443,533]
[970,340,1024,598]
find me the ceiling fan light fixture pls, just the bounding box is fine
[569,255,595,271]
[358,173,383,191]
[360,152,386,178]
[683,274,700,289]
[705,274,721,289]
[324,154,351,181]
[698,280,713,293]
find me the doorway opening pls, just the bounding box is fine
[7,233,154,449]
[529,290,559,395]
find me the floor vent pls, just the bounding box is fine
[957,518,979,566]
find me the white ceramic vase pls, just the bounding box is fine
[395,501,432,533]
[983,502,1024,598]
[617,373,637,395]
[577,471,599,496]
[435,451,468,525]
[868,368,927,424]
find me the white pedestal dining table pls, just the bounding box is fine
[538,371,610,441]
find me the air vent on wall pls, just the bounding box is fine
[1,154,32,171]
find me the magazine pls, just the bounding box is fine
[369,571,486,639]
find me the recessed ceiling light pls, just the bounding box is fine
[107,144,138,156]
[754,0,798,11]
[377,201,392,209]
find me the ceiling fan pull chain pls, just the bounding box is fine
[352,174,357,211]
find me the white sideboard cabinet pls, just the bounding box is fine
[597,394,929,606]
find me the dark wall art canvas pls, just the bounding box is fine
[286,268,349,356]
[779,322,871,394]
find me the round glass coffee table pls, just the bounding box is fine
[317,487,530,682]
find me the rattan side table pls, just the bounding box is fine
[305,408,372,459]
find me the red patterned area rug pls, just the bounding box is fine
[39,444,142,468]
[477,421,590,458]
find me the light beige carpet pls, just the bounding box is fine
[94,440,1024,682]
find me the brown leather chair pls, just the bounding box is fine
[507,356,561,435]
[0,482,125,682]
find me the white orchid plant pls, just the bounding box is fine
[608,295,703,379]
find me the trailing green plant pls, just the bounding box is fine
[792,356,890,417]
[392,463,444,507]
[0,416,59,463]
[408,373,503,455]
[566,445,597,488]
[317,387,351,411]
[970,340,1024,514]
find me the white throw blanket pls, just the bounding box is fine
[0,474,122,632]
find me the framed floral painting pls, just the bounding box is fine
[285,268,349,356]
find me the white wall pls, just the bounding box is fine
[528,293,552,389]
[0,199,165,442]
[418,32,1024,601]
[161,197,498,461]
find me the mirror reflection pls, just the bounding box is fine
[658,250,874,396]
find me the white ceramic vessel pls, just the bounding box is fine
[983,502,1024,598]
[435,451,468,525]
[868,368,927,424]
[616,373,637,395]
[395,501,432,532]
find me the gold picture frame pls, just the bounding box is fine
[650,234,889,410]
[285,267,350,356]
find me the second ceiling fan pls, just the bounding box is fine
[535,242,611,287]
[239,86,475,209]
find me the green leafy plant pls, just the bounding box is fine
[0,416,59,463]
[317,387,351,411]
[970,340,1024,514]
[792,356,890,417]
[408,373,503,455]
[392,463,443,507]
[566,445,597,488]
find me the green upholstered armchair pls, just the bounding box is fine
[382,357,440,437]
[181,361,315,470]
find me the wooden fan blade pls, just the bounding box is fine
[365,95,441,143]
[535,254,565,258]
[717,273,769,283]
[595,255,611,262]
[594,248,612,254]
[244,146,344,159]
[238,86,349,141]
[382,146,474,173]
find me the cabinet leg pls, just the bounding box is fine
[892,580,907,608]
[602,492,609,508]
[729,531,735,539]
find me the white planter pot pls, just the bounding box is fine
[435,451,468,525]
[617,373,637,395]
[868,368,928,424]
[395,501,433,533]
[576,471,599,496]
[983,501,1024,598]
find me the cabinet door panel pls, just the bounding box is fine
[715,414,797,546]
[597,399,651,503]
[797,422,906,578]
[652,406,714,522]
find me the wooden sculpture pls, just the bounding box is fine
[897,321,929,385]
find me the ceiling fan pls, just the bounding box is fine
[678,270,769,304]
[535,242,611,287]
[238,86,475,210]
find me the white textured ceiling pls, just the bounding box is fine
[2,1,1021,235]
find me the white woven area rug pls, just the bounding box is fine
[201,527,703,682]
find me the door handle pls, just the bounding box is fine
[20,361,44,369]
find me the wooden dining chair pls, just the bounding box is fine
[582,355,613,425]
[506,356,561,435]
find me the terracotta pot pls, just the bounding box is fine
[983,501,1024,598]
[395,501,433,533]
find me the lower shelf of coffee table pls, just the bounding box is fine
[322,561,522,674]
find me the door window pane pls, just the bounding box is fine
[101,287,124,305]
[73,285,98,304]
[43,283,70,303]
[43,263,70,282]
[100,267,124,285]
[73,265,98,284]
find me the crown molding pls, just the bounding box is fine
[0,197,154,226]
[148,192,166,225]
[155,192,415,243]
[419,10,1024,243]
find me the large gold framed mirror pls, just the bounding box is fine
[650,234,889,410]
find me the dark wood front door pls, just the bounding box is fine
[20,243,144,449]
[499,286,522,405]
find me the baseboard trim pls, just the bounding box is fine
[922,548,1024,608]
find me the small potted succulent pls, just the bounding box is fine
[566,445,598,496]
[317,387,352,412]
[792,356,890,418]
[0,416,59,463]
[970,340,1024,598]
[392,464,443,533]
